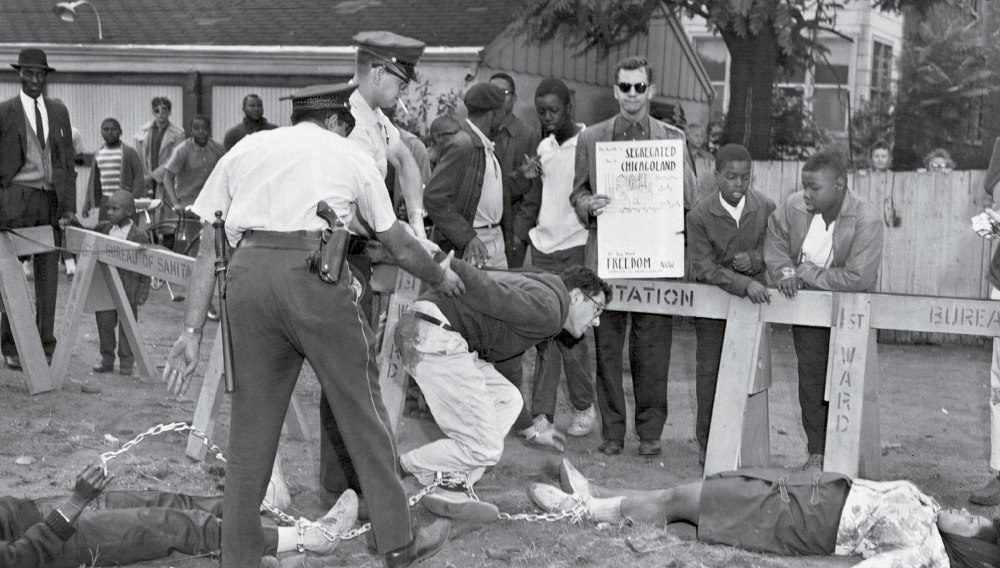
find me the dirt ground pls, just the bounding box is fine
[1,274,997,568]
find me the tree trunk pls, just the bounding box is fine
[721,25,779,160]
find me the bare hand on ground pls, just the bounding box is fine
[72,464,114,503]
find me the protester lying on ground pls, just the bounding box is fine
[397,265,610,523]
[0,464,358,568]
[528,459,1000,568]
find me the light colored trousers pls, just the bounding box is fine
[475,226,508,269]
[991,287,1000,470]
[398,301,523,486]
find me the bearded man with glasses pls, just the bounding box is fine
[570,55,697,457]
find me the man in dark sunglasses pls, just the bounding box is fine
[570,55,698,458]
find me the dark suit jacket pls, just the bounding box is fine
[95,221,151,305]
[0,95,77,219]
[424,121,488,255]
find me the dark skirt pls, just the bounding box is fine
[698,469,851,556]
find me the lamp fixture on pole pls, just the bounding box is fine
[54,1,104,40]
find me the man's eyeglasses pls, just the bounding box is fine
[376,64,410,92]
[617,82,648,94]
[582,291,606,316]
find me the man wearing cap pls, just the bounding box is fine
[488,72,541,269]
[350,31,427,235]
[161,83,461,568]
[0,48,77,370]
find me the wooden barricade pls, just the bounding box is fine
[607,279,1000,479]
[0,226,57,394]
[379,269,423,435]
[57,227,309,461]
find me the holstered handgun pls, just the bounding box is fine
[307,201,350,284]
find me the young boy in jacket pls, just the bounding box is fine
[764,149,884,472]
[92,190,151,376]
[686,144,775,465]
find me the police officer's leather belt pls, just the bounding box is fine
[412,310,455,332]
[474,222,501,230]
[347,235,369,255]
[239,230,322,251]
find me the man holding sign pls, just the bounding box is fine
[570,56,696,456]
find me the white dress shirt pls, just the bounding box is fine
[192,122,398,247]
[19,90,49,144]
[465,120,503,227]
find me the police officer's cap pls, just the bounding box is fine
[353,31,425,82]
[281,83,357,111]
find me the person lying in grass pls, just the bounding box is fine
[0,464,357,568]
[529,459,1000,568]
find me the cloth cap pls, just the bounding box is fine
[464,83,506,113]
[354,31,425,82]
[281,84,357,111]
[11,48,55,72]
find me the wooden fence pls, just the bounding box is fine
[694,159,996,345]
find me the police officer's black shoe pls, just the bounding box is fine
[383,519,451,567]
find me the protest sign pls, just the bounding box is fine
[596,139,685,278]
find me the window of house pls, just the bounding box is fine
[870,41,893,106]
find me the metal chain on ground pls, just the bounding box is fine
[98,422,376,542]
[101,422,590,543]
[497,493,591,524]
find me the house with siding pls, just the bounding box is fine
[0,0,711,210]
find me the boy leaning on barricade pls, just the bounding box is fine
[763,148,884,473]
[686,143,775,467]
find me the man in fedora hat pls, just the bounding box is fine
[0,48,77,370]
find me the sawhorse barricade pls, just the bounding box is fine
[58,227,308,461]
[0,226,57,394]
[608,279,1000,479]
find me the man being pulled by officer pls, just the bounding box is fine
[162,83,464,568]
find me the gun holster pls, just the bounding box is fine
[307,202,350,285]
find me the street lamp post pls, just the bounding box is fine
[54,1,104,41]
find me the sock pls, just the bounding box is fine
[588,496,625,523]
[275,526,297,554]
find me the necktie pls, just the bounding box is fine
[34,99,45,149]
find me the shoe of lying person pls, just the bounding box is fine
[299,489,359,555]
[559,458,592,499]
[528,483,591,519]
[263,456,292,511]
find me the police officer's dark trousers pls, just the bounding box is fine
[220,234,411,568]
